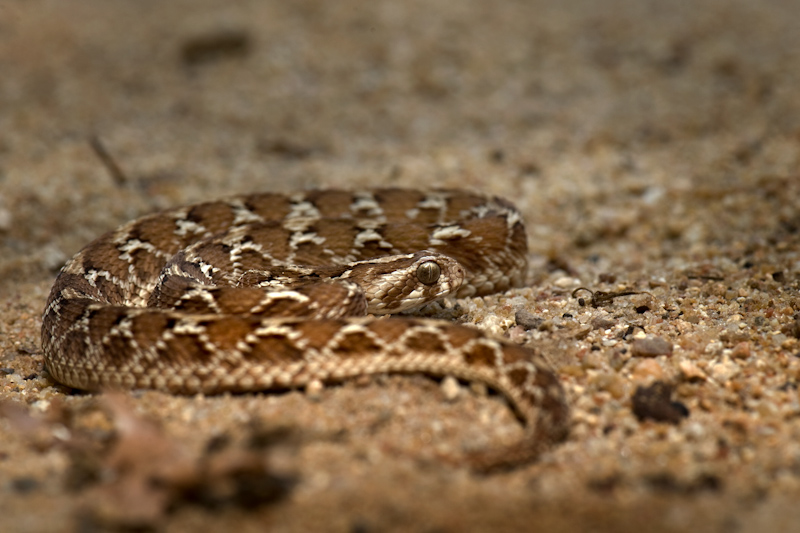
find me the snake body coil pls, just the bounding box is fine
[41,188,569,470]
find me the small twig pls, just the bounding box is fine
[88,136,128,187]
[686,274,725,281]
[572,287,651,308]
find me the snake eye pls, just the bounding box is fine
[416,261,441,285]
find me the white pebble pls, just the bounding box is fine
[305,379,324,400]
[554,276,580,288]
[440,376,461,401]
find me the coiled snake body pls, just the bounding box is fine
[41,188,569,471]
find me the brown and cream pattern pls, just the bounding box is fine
[41,188,569,471]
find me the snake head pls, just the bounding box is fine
[340,251,466,314]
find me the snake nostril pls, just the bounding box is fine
[416,261,441,285]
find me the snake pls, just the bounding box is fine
[40,188,569,471]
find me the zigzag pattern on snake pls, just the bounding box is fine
[41,188,569,471]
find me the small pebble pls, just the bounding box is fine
[441,376,461,401]
[730,342,751,359]
[573,325,592,340]
[305,379,324,400]
[506,325,527,344]
[631,336,673,358]
[631,381,689,424]
[705,340,724,355]
[515,310,543,330]
[709,358,740,382]
[591,316,616,330]
[632,359,666,382]
[589,372,626,399]
[581,350,606,370]
[554,276,580,288]
[678,360,706,382]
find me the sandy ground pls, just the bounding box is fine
[2,0,800,531]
